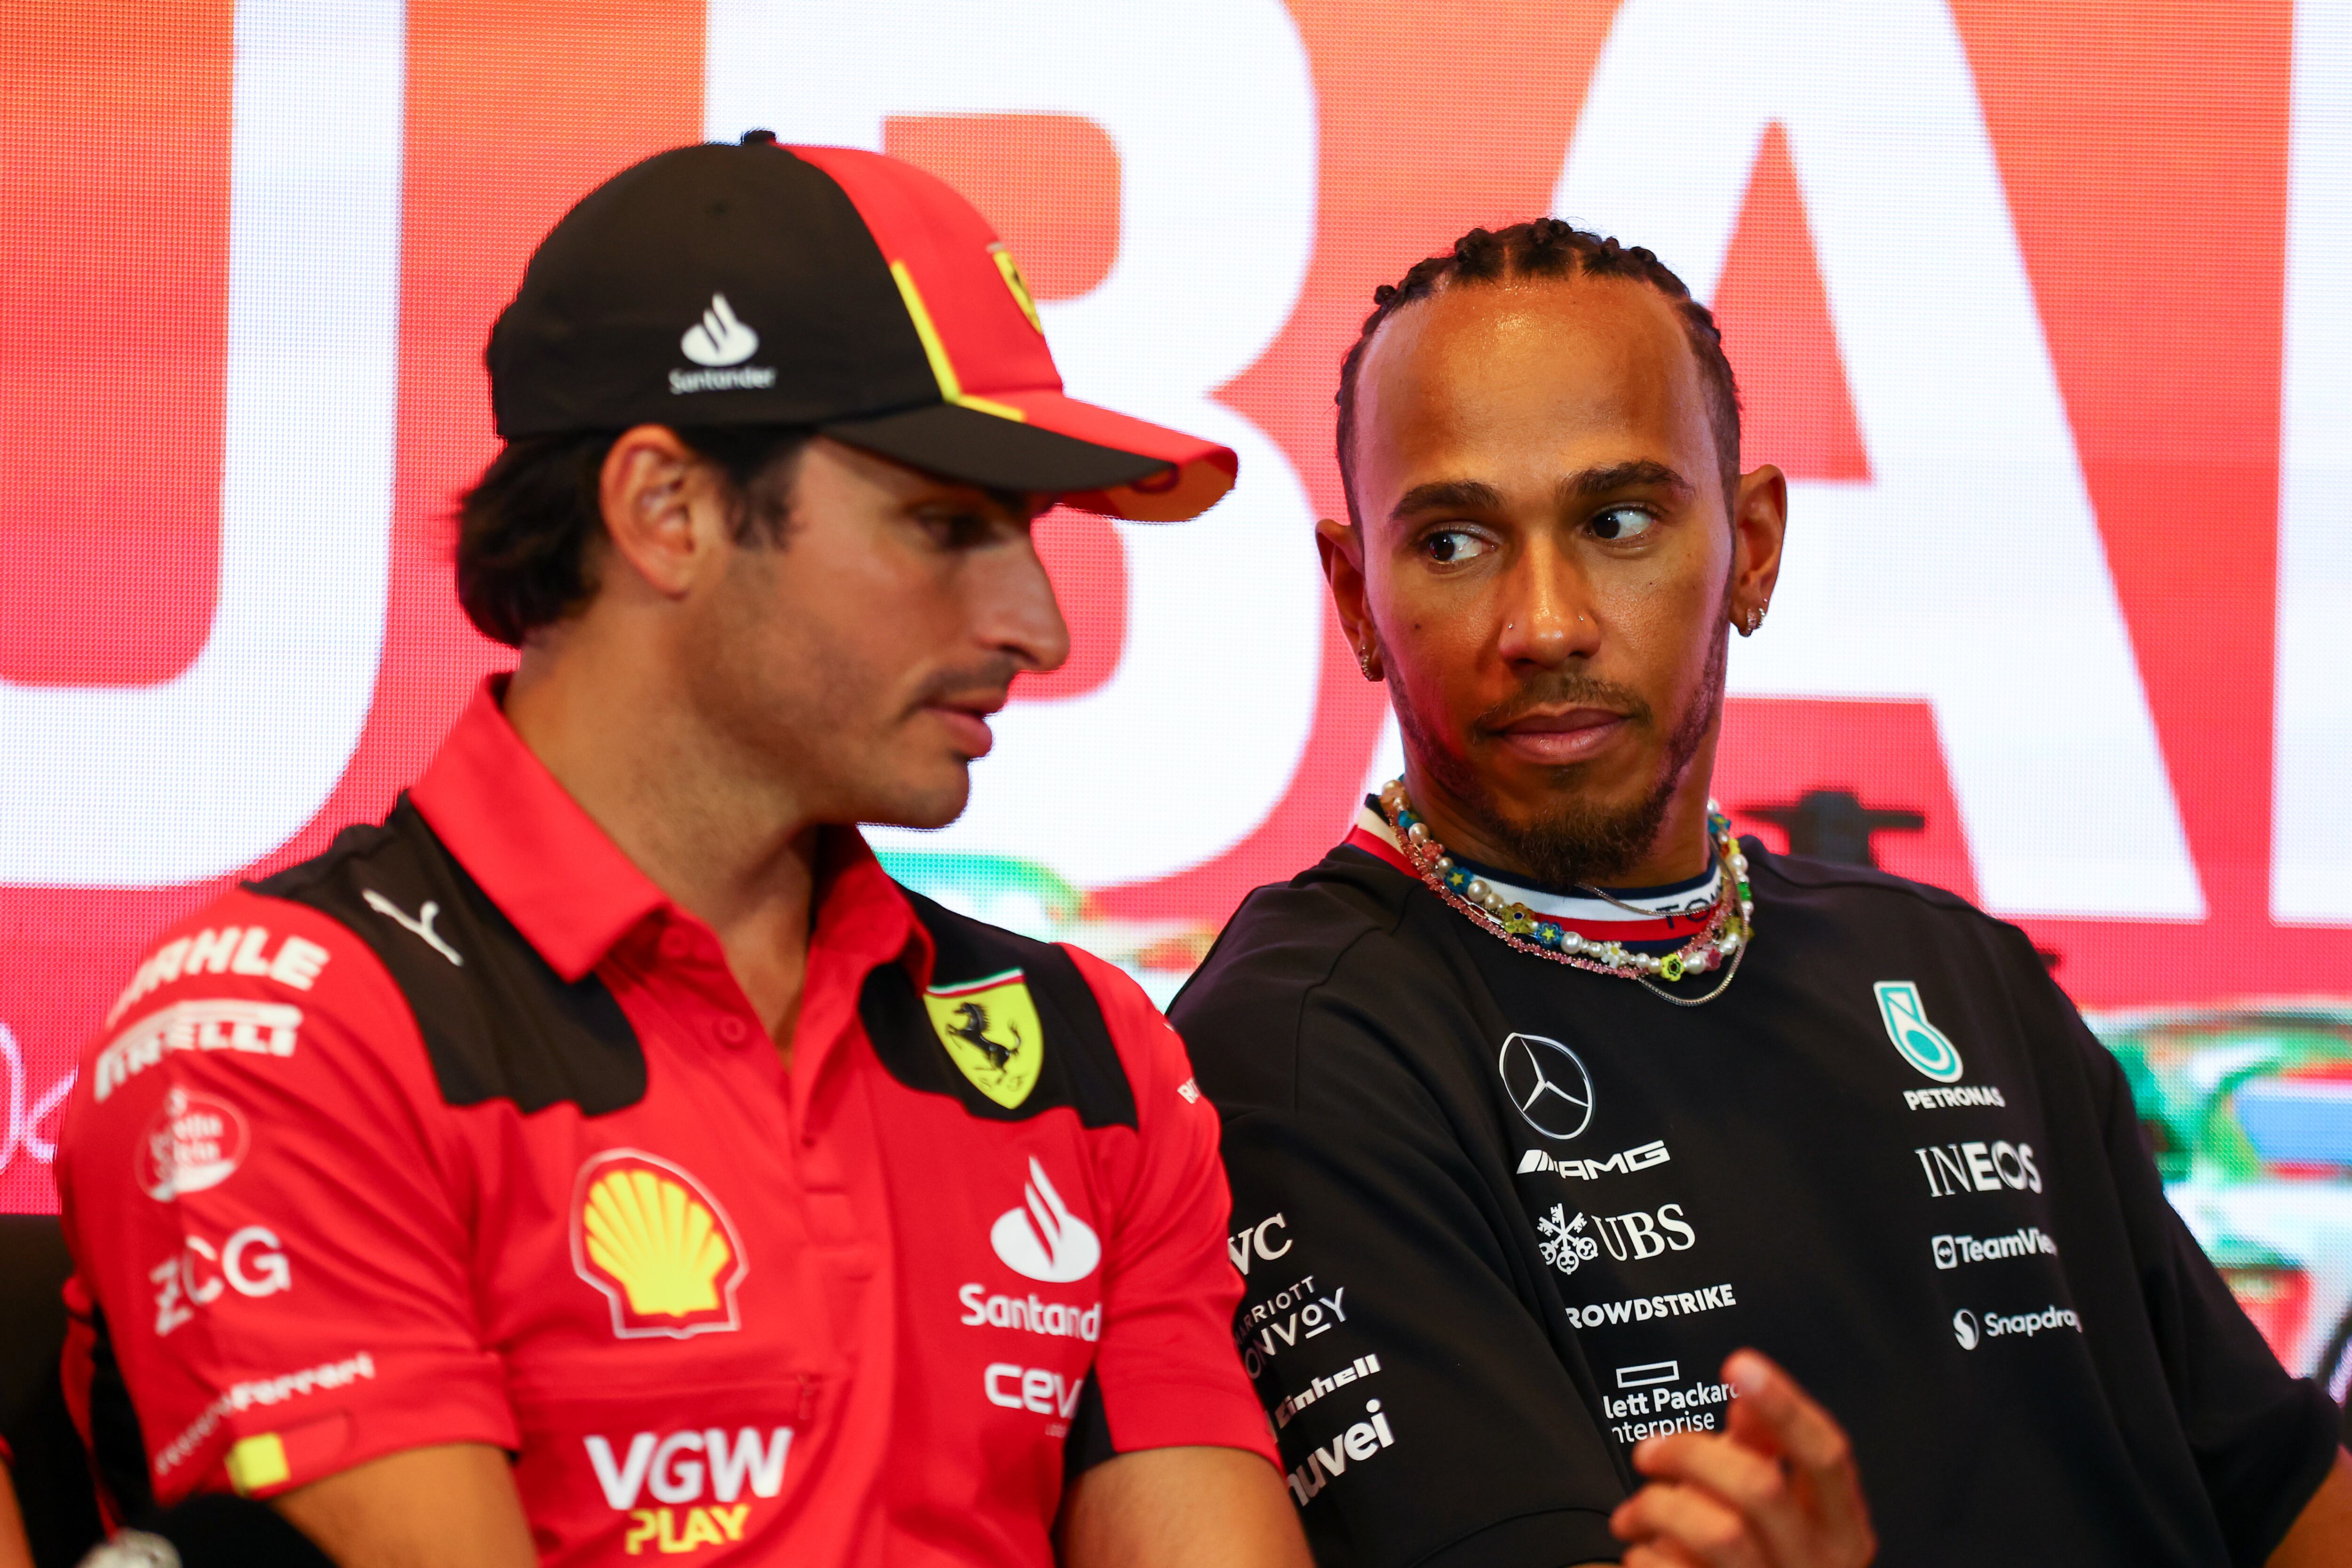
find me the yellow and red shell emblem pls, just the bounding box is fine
[570,1149,747,1338]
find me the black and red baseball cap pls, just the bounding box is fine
[487,133,1236,522]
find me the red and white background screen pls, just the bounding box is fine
[7,0,2352,1382]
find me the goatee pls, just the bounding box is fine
[1395,630,1727,889]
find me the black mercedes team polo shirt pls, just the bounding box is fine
[1171,813,2340,1568]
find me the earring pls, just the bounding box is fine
[1357,644,1381,681]
[1743,604,1766,636]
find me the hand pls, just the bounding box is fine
[1608,1349,1875,1568]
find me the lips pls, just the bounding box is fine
[1491,707,1629,766]
[928,695,1007,759]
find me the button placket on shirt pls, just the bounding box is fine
[646,912,865,1252]
[781,936,896,1280]
[641,917,763,1053]
[630,893,894,1276]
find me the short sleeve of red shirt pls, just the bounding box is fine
[56,888,513,1505]
[1065,947,1276,1469]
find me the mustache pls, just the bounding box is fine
[914,655,1023,712]
[1474,672,1653,734]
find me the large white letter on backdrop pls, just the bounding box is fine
[705,0,1323,889]
[2277,0,2352,925]
[0,0,401,887]
[1555,0,2203,919]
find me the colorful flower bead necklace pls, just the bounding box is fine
[1376,778,1754,1007]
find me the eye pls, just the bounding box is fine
[914,506,1001,551]
[1421,528,1494,565]
[1589,506,1657,542]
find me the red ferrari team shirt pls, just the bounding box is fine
[56,681,1273,1565]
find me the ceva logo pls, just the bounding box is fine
[680,293,759,366]
[991,1157,1100,1284]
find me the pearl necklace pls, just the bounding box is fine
[1375,778,1754,1006]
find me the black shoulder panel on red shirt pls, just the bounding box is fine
[860,889,1137,1129]
[245,796,646,1117]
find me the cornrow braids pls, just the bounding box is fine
[1334,217,1742,527]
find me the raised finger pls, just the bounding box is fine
[1721,1351,1875,1552]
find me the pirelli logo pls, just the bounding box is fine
[95,1000,302,1102]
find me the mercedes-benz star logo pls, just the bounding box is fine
[1498,1032,1595,1141]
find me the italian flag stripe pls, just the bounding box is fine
[926,967,1025,1000]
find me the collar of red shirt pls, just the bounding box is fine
[408,677,933,989]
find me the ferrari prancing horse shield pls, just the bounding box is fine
[923,968,1043,1109]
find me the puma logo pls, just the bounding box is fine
[361,890,463,967]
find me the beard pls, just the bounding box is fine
[1393,625,1728,889]
[682,546,1021,831]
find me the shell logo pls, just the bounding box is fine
[571,1150,747,1339]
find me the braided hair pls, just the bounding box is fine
[1334,218,1742,527]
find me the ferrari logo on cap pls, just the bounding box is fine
[989,245,1045,335]
[925,968,1043,1109]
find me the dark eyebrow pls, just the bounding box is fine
[915,485,1039,521]
[1561,460,1692,503]
[1389,478,1505,522]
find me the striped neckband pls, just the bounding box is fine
[1345,803,1723,947]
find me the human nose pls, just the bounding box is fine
[1495,537,1598,667]
[989,531,1073,675]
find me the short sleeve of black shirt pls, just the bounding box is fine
[1173,872,1629,1568]
[2011,928,2341,1564]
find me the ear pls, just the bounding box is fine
[1726,464,1788,636]
[597,424,734,600]
[1316,517,1380,679]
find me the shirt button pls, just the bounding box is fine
[716,1016,750,1047]
[659,929,693,961]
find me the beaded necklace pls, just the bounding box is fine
[1375,778,1754,1007]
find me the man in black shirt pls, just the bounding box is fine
[1172,219,2352,1567]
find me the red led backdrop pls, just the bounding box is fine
[5,1,2348,1352]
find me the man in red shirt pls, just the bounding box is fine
[55,136,1303,1568]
